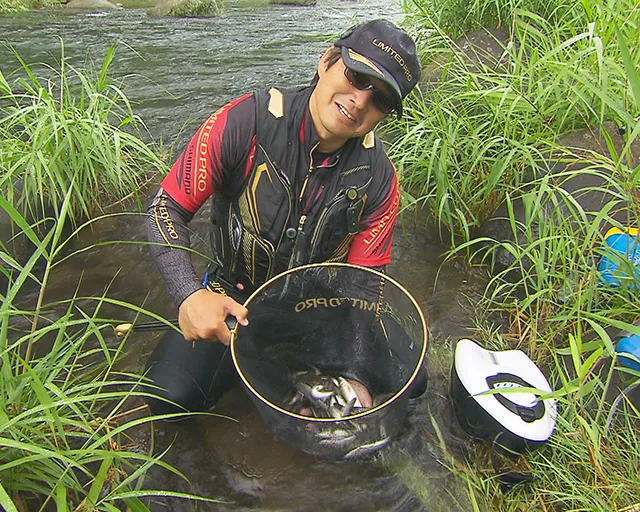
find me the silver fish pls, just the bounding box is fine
[285,367,371,419]
[325,394,357,419]
[343,437,392,459]
[316,427,358,447]
[285,367,338,416]
[337,377,363,408]
[295,377,337,401]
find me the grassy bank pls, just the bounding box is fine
[0,0,152,12]
[0,43,196,510]
[0,0,61,12]
[0,194,231,510]
[0,0,223,13]
[393,0,640,510]
[1,41,166,224]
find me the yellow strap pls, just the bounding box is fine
[605,226,639,238]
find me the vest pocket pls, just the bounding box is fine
[247,150,292,248]
[213,202,275,287]
[309,194,366,262]
[238,227,274,286]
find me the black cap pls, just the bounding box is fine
[334,19,421,118]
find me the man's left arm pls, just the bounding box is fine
[346,155,399,269]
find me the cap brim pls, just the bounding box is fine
[340,46,403,119]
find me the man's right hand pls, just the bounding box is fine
[178,289,249,345]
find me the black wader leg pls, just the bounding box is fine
[143,329,237,419]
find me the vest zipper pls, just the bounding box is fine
[288,142,317,268]
[292,214,307,266]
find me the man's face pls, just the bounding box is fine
[309,53,393,152]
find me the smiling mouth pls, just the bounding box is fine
[337,103,355,122]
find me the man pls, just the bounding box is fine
[145,19,423,415]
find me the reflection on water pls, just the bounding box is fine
[1,2,489,510]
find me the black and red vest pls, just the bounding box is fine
[211,86,385,294]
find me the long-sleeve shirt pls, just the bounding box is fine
[147,91,399,307]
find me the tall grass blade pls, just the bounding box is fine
[0,483,18,512]
[615,24,640,113]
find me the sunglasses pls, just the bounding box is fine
[343,67,397,115]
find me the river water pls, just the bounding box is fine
[1,2,490,510]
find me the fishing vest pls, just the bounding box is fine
[211,86,381,294]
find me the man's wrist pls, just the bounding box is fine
[174,280,205,309]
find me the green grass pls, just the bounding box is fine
[0,191,231,510]
[389,0,640,243]
[0,41,167,225]
[147,0,224,17]
[392,0,640,510]
[0,0,62,12]
[402,0,572,42]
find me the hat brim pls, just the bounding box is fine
[339,46,403,119]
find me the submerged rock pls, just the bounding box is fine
[148,0,223,16]
[65,0,120,8]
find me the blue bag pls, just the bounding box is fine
[615,330,640,372]
[597,227,640,288]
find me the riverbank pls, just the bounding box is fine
[390,0,640,510]
[0,0,302,13]
[1,0,638,510]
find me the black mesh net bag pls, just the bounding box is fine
[230,263,428,460]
